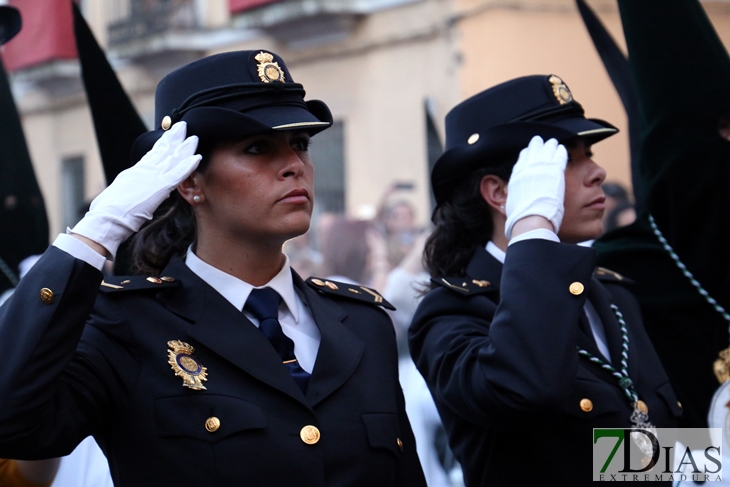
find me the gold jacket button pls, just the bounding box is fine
[636,400,649,414]
[580,398,593,412]
[677,401,683,410]
[205,417,220,433]
[300,425,320,445]
[397,438,404,451]
[569,282,585,295]
[146,277,162,284]
[39,288,54,304]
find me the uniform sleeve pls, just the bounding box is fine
[409,239,595,430]
[0,246,129,459]
[0,460,54,487]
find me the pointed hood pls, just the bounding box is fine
[72,2,147,184]
[0,57,49,292]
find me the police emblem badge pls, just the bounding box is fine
[255,51,285,83]
[549,75,573,105]
[167,340,208,390]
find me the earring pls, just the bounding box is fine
[193,195,201,203]
[500,205,505,210]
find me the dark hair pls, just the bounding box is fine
[424,157,515,280]
[130,138,217,275]
[320,217,370,284]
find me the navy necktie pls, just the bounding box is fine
[245,288,310,393]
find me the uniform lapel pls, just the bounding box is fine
[293,272,365,408]
[586,277,625,369]
[158,257,306,403]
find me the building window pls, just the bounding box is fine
[310,120,345,215]
[61,156,85,230]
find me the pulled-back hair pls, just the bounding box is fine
[129,138,217,275]
[424,156,516,280]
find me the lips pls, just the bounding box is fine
[586,195,606,210]
[278,188,310,204]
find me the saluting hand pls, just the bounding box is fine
[71,122,201,257]
[504,136,568,240]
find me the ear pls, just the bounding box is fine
[479,174,508,216]
[177,172,204,205]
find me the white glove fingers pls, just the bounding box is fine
[553,144,568,168]
[140,122,188,166]
[162,154,202,183]
[173,135,199,158]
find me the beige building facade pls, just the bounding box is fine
[7,0,730,236]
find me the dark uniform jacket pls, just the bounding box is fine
[594,0,730,428]
[409,240,681,486]
[0,246,426,487]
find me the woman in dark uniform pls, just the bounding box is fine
[408,75,681,486]
[0,50,425,487]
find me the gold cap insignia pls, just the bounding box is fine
[167,340,208,390]
[549,75,573,105]
[255,51,285,84]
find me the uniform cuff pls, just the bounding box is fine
[52,233,107,271]
[508,228,560,246]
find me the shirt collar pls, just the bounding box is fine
[185,248,300,323]
[485,241,506,264]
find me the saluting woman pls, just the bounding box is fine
[0,50,425,487]
[408,75,681,486]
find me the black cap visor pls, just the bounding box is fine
[131,99,332,162]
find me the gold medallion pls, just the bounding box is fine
[714,346,730,383]
[254,51,285,83]
[549,75,573,105]
[167,340,208,390]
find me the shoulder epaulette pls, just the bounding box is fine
[432,277,497,295]
[305,277,395,310]
[593,267,634,284]
[99,275,181,293]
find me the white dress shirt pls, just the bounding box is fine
[184,249,321,373]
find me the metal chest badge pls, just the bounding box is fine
[255,51,285,83]
[167,340,208,390]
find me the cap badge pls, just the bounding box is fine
[549,75,573,105]
[255,51,285,84]
[167,340,208,390]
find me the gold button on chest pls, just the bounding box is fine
[580,398,593,412]
[397,438,404,451]
[39,288,54,304]
[205,417,220,433]
[569,282,585,295]
[636,400,649,414]
[300,425,320,445]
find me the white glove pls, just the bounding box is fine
[504,136,568,240]
[72,121,201,257]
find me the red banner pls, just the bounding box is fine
[229,0,278,14]
[2,0,77,72]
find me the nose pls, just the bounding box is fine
[586,159,607,187]
[279,145,306,179]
